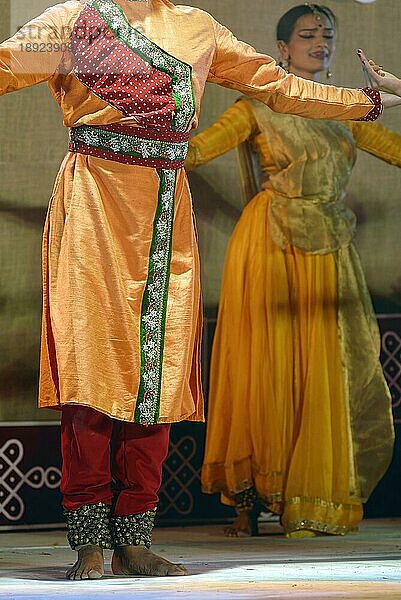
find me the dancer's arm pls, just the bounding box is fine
[208,17,390,121]
[0,2,81,95]
[185,100,256,171]
[345,121,401,167]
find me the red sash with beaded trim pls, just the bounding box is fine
[71,0,195,133]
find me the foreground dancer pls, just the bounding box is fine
[0,0,399,580]
[187,4,401,538]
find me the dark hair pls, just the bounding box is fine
[276,4,337,43]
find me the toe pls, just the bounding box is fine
[236,530,248,538]
[66,566,79,580]
[71,570,81,581]
[169,569,186,576]
[88,569,103,579]
[169,563,187,576]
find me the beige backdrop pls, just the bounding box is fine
[0,0,400,420]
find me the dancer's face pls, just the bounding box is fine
[278,12,336,80]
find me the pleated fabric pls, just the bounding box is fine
[203,190,365,534]
[195,100,396,535]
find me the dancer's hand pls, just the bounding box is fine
[358,49,401,97]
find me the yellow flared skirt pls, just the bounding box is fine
[202,191,393,535]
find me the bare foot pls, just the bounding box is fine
[224,510,257,537]
[111,545,187,577]
[66,544,104,580]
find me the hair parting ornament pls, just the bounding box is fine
[304,2,323,25]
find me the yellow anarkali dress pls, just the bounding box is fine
[0,0,382,426]
[187,98,401,535]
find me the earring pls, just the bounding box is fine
[326,69,333,79]
[279,58,290,72]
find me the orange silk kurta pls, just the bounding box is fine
[0,0,379,424]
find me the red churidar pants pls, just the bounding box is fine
[60,406,171,515]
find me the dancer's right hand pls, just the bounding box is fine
[358,49,401,97]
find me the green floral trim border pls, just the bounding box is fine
[70,125,188,162]
[135,169,176,424]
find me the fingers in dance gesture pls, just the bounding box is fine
[358,49,401,98]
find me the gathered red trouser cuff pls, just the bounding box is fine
[60,405,171,516]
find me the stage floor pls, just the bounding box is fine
[0,519,401,599]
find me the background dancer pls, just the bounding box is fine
[186,3,401,538]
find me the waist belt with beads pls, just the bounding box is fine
[69,123,190,170]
